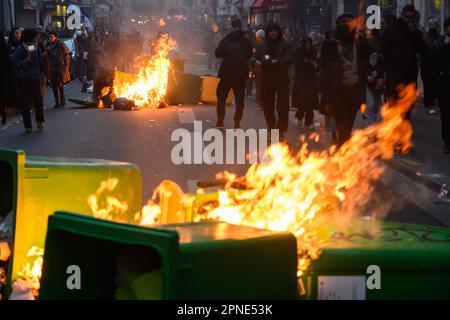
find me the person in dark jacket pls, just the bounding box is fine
[254,22,294,140]
[11,28,45,133]
[320,13,371,147]
[293,37,319,129]
[215,19,253,129]
[46,31,70,108]
[380,5,428,117]
[434,18,450,153]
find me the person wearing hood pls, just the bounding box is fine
[319,13,370,147]
[11,28,45,133]
[380,5,428,120]
[214,19,253,129]
[254,22,294,140]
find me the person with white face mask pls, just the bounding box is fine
[11,28,45,133]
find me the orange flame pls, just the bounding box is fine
[86,85,416,277]
[199,85,416,274]
[114,34,176,108]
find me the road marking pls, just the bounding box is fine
[178,108,196,124]
[175,107,213,164]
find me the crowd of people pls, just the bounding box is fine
[213,5,450,154]
[1,4,449,154]
[0,27,72,132]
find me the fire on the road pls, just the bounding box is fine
[87,85,416,276]
[113,34,176,108]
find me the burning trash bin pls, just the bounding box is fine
[158,190,450,300]
[39,212,298,300]
[0,149,142,290]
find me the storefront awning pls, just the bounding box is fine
[252,0,296,13]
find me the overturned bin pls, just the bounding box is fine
[39,212,298,300]
[0,149,142,285]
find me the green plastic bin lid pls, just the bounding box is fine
[312,220,450,272]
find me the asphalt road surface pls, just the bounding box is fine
[1,76,449,228]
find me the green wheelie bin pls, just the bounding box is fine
[39,212,299,300]
[299,221,450,300]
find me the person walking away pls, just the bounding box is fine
[434,18,450,154]
[421,19,442,115]
[214,19,253,129]
[46,31,70,108]
[11,28,45,133]
[252,29,265,111]
[293,37,319,130]
[254,22,294,141]
[321,13,370,147]
[380,5,428,120]
[365,29,384,126]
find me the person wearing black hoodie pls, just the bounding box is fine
[254,22,294,140]
[215,19,253,129]
[380,5,428,117]
[319,13,370,147]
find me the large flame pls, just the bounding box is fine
[114,34,176,108]
[87,85,416,276]
[196,85,416,275]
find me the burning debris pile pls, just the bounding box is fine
[87,85,417,277]
[113,34,177,109]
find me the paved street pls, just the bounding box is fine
[0,66,449,227]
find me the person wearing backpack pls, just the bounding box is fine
[215,19,253,129]
[46,31,71,108]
